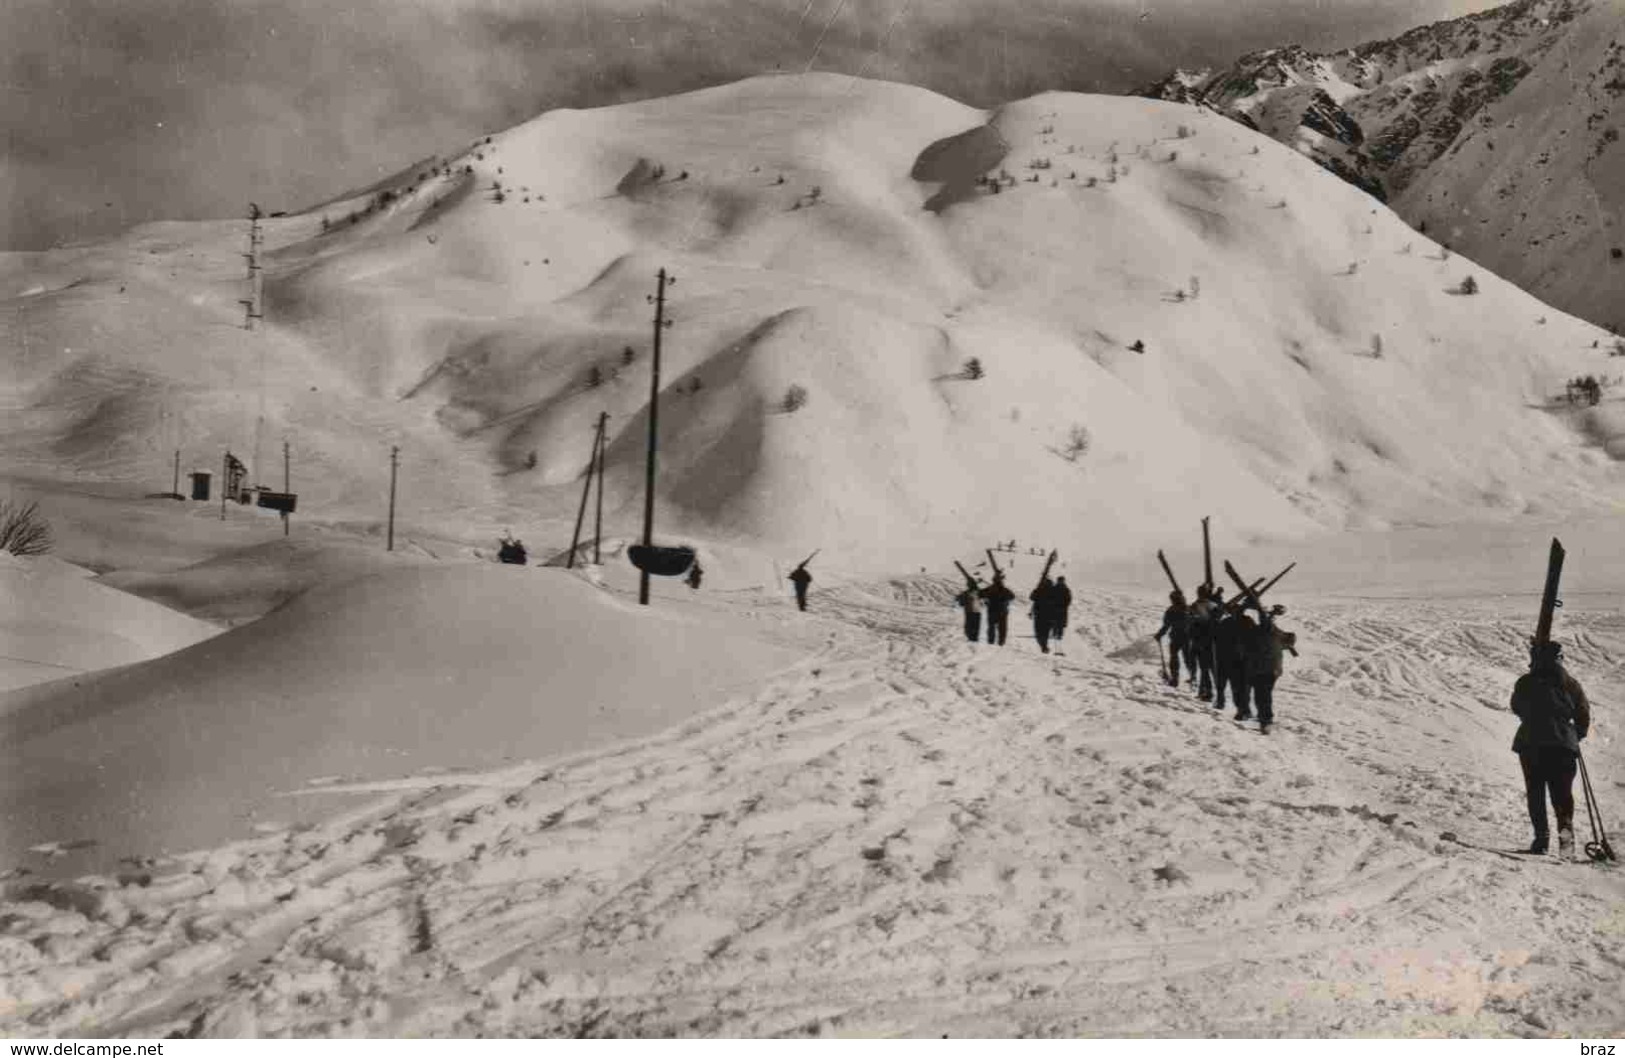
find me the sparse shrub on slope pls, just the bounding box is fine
[0,501,52,556]
[1458,274,1479,295]
[781,384,809,413]
[1060,425,1092,462]
[962,357,984,380]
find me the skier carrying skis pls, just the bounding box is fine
[956,582,984,642]
[1510,640,1592,857]
[789,564,813,611]
[1030,577,1059,654]
[1153,591,1190,687]
[982,572,1015,647]
[1246,603,1297,734]
[1188,585,1218,701]
[1051,576,1074,643]
[1211,587,1238,712]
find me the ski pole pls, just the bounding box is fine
[1155,638,1169,685]
[1578,750,1616,863]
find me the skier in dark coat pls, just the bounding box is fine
[1510,641,1592,857]
[1051,576,1074,642]
[955,583,984,642]
[1153,591,1190,687]
[1188,585,1217,701]
[982,572,1015,646]
[789,564,812,611]
[1245,604,1296,734]
[1211,588,1238,713]
[1030,577,1059,654]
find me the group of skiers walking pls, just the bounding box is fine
[1154,583,1297,735]
[954,572,1073,652]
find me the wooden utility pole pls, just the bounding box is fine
[283,440,291,537]
[639,268,672,605]
[592,411,608,565]
[566,415,606,569]
[172,449,180,498]
[221,450,230,520]
[387,445,399,552]
[241,204,264,330]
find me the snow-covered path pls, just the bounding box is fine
[4,579,1622,1038]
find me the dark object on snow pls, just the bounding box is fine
[686,562,703,589]
[629,544,695,577]
[497,536,528,565]
[256,491,297,514]
[1129,339,1146,353]
[190,471,211,501]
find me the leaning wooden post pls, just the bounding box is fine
[566,416,601,569]
[387,445,399,552]
[283,440,291,537]
[592,411,608,565]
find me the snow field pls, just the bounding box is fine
[3,560,1621,1037]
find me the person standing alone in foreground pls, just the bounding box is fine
[1510,641,1591,857]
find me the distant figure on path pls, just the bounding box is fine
[1510,640,1591,857]
[789,565,812,611]
[981,572,1015,646]
[956,582,984,642]
[1153,591,1189,687]
[686,562,703,589]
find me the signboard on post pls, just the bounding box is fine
[628,545,696,577]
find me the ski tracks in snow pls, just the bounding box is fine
[2,582,1622,1037]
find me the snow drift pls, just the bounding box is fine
[0,565,803,873]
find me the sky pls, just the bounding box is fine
[2,0,1509,252]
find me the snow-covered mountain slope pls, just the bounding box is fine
[1142,0,1625,332]
[2,72,1622,577]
